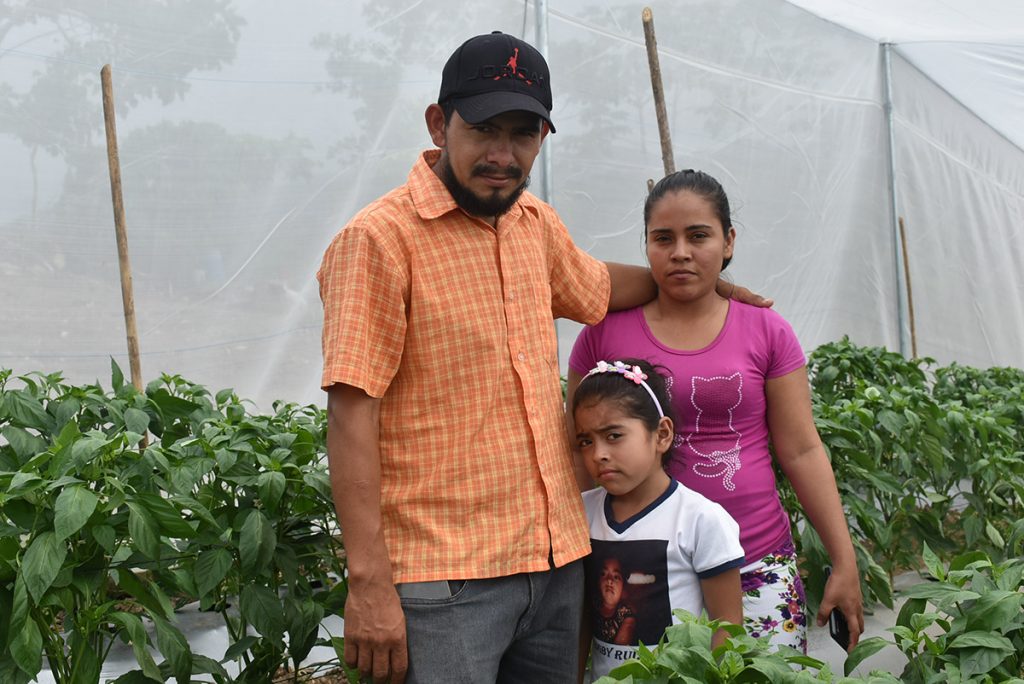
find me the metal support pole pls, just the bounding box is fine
[882,44,910,357]
[536,0,552,204]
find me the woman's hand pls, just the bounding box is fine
[818,561,864,651]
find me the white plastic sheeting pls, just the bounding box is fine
[2,0,1022,409]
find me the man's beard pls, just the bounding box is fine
[439,157,530,218]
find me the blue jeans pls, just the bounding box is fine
[398,559,583,683]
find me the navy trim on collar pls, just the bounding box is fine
[604,479,678,534]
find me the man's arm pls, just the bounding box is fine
[327,383,408,684]
[604,262,657,311]
[603,261,773,311]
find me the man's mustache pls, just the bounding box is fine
[472,164,524,180]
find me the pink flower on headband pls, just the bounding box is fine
[587,360,648,384]
[583,360,664,418]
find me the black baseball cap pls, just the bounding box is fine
[438,31,555,133]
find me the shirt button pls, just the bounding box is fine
[518,352,526,361]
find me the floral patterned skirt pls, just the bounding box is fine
[739,539,807,653]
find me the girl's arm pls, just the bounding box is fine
[700,568,743,649]
[565,369,594,492]
[613,612,637,646]
[766,367,864,649]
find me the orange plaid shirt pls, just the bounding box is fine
[318,150,610,583]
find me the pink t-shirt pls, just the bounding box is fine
[569,302,807,561]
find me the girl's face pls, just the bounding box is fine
[574,399,673,499]
[645,190,736,303]
[599,558,625,608]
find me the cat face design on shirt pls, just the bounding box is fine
[684,372,743,491]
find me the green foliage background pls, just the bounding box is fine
[1,336,1022,682]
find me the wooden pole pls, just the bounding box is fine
[642,7,675,178]
[898,216,918,359]
[101,65,144,392]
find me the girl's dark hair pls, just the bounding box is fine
[572,358,676,465]
[643,169,733,271]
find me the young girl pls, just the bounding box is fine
[575,358,744,681]
[568,170,863,654]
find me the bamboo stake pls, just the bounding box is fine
[101,65,144,392]
[898,217,918,359]
[642,7,675,178]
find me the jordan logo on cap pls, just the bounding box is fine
[482,48,537,86]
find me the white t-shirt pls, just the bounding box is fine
[583,479,744,681]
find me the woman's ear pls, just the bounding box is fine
[425,104,447,148]
[723,226,737,260]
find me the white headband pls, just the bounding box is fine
[583,360,665,418]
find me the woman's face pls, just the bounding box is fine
[645,190,735,303]
[600,558,625,608]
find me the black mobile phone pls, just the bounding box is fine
[824,567,851,651]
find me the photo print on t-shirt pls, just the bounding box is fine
[586,538,671,649]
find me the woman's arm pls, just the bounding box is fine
[700,568,743,649]
[565,369,594,492]
[766,368,864,650]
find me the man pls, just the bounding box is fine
[318,31,765,683]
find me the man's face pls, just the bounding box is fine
[429,108,546,218]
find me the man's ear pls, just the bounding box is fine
[541,121,551,142]
[425,104,447,148]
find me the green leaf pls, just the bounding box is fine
[7,472,43,495]
[965,590,1023,631]
[985,522,1005,548]
[1,426,46,461]
[223,635,259,661]
[92,524,117,553]
[257,471,286,511]
[127,502,160,558]
[21,531,66,602]
[895,597,927,630]
[70,434,109,466]
[124,407,150,434]
[112,358,125,391]
[109,672,161,684]
[844,637,892,676]
[239,510,275,574]
[949,551,990,572]
[109,611,162,681]
[5,390,55,432]
[194,548,232,598]
[239,584,285,645]
[54,485,99,541]
[902,582,979,604]
[9,618,42,677]
[948,631,1015,651]
[147,389,200,422]
[215,388,234,405]
[152,616,192,684]
[189,654,229,679]
[137,493,195,539]
[957,645,1015,679]
[921,542,945,581]
[286,596,324,665]
[116,569,173,621]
